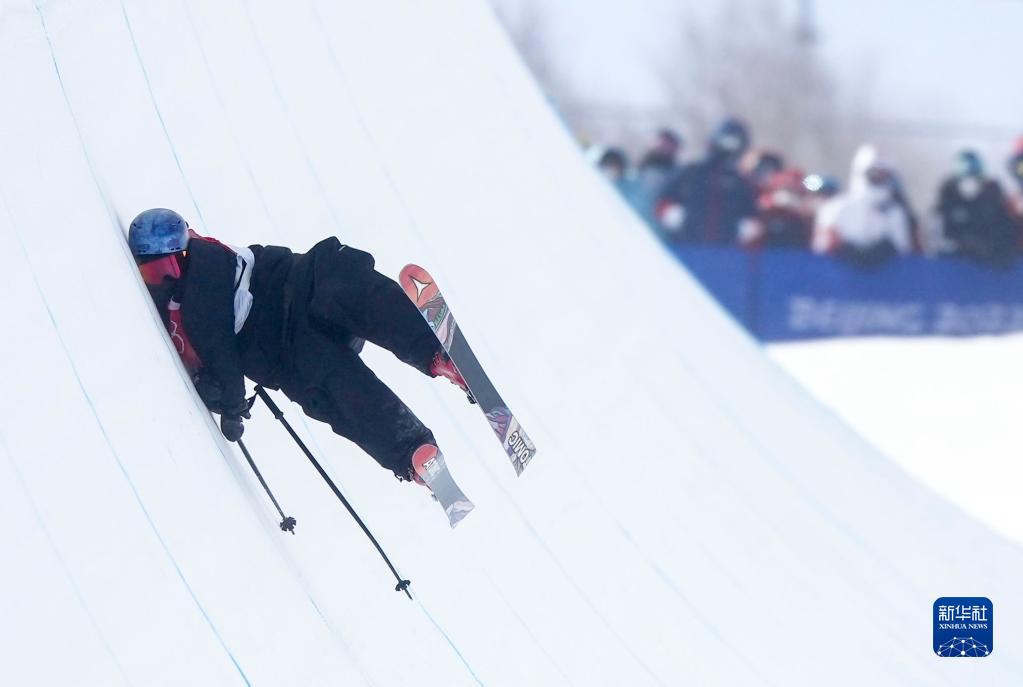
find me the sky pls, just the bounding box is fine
[492,0,1022,162]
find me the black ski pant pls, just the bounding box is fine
[276,245,441,477]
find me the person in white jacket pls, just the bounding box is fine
[812,145,913,266]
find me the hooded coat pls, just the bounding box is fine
[812,146,913,262]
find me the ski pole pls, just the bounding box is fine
[253,385,413,600]
[237,438,297,534]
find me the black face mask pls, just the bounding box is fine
[146,277,177,326]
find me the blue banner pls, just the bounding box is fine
[670,246,1023,341]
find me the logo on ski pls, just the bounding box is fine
[422,456,442,478]
[507,428,535,467]
[408,275,431,303]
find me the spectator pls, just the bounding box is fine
[1008,138,1023,247]
[597,147,629,189]
[751,168,814,248]
[933,150,1016,266]
[639,128,683,175]
[657,117,759,244]
[741,149,785,192]
[622,129,683,228]
[812,145,913,267]
[1009,137,1023,196]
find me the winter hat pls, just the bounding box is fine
[954,150,984,177]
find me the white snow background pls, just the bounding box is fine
[771,336,1023,548]
[0,1,1020,684]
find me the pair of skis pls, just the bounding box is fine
[399,265,536,527]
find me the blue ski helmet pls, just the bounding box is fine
[128,208,189,258]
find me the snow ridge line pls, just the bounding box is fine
[290,3,773,680]
[414,599,486,687]
[30,7,251,684]
[303,5,668,683]
[477,568,577,686]
[441,12,953,680]
[0,436,133,687]
[3,194,252,687]
[238,0,346,235]
[115,2,483,680]
[174,7,381,677]
[292,413,487,685]
[294,2,669,679]
[427,383,668,687]
[118,1,205,229]
[179,0,279,232]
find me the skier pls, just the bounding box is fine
[128,208,469,486]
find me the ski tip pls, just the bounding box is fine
[398,264,439,307]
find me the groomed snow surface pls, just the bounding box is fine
[771,335,1023,547]
[1,1,1020,684]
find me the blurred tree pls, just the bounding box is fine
[661,0,869,173]
[491,0,939,208]
[660,0,943,212]
[491,0,586,130]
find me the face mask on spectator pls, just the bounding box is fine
[865,166,894,203]
[715,133,744,154]
[958,176,982,199]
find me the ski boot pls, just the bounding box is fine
[430,351,475,404]
[411,443,474,527]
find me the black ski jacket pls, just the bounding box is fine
[936,177,1016,265]
[168,238,248,415]
[171,236,390,415]
[660,155,757,244]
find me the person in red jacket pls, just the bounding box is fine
[749,168,815,249]
[129,208,467,486]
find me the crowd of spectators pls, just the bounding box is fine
[592,119,1023,269]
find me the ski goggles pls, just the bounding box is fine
[137,252,184,285]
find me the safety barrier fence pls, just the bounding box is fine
[670,245,1023,341]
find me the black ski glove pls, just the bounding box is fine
[220,415,245,442]
[219,401,251,443]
